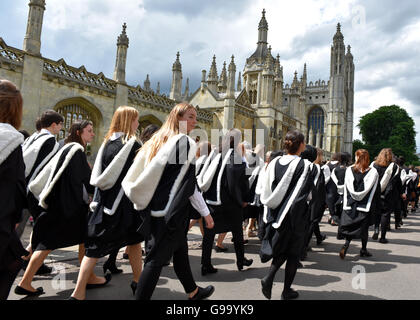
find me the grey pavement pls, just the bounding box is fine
[8,210,420,300]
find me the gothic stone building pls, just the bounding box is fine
[0,1,354,158]
[188,9,355,157]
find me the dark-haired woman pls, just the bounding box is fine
[15,120,95,296]
[0,79,28,299]
[371,148,399,243]
[339,149,379,259]
[198,129,253,275]
[260,130,314,300]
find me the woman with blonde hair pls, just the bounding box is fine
[122,102,215,300]
[372,148,399,243]
[339,149,380,259]
[70,106,144,300]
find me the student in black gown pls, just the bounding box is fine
[102,123,160,272]
[0,79,28,300]
[243,144,265,238]
[339,149,380,259]
[333,153,349,239]
[322,152,341,225]
[122,102,215,300]
[371,148,399,243]
[15,121,95,296]
[21,110,63,275]
[259,130,314,300]
[188,141,213,237]
[70,107,144,300]
[302,146,327,260]
[199,129,253,276]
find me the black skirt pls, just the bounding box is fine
[85,196,145,258]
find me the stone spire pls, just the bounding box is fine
[291,71,299,89]
[23,0,46,55]
[113,23,129,83]
[156,82,160,95]
[201,70,207,91]
[144,74,151,91]
[227,55,236,98]
[331,23,345,77]
[263,46,274,73]
[303,63,307,82]
[274,54,282,80]
[207,55,218,93]
[237,72,242,91]
[334,23,344,43]
[258,9,268,44]
[170,52,183,100]
[346,45,353,59]
[218,61,227,93]
[184,77,190,98]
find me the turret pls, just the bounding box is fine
[23,0,46,56]
[169,52,183,101]
[113,23,129,83]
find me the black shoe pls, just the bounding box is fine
[130,281,137,296]
[339,245,349,260]
[282,288,299,300]
[123,253,129,260]
[35,263,52,275]
[372,232,379,240]
[86,273,112,289]
[360,249,372,257]
[261,277,272,300]
[237,258,253,271]
[297,262,304,269]
[400,220,404,226]
[14,286,44,297]
[379,238,389,244]
[214,245,228,253]
[201,265,218,276]
[103,260,123,275]
[316,234,327,245]
[189,285,215,300]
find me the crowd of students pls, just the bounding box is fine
[1,78,419,300]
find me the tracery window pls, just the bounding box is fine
[307,107,325,147]
[56,104,91,140]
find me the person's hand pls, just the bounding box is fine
[402,194,407,200]
[242,202,248,208]
[204,215,214,229]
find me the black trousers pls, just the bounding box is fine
[375,209,391,237]
[304,220,322,248]
[0,250,23,300]
[201,220,245,267]
[135,219,196,300]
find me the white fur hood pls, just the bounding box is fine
[0,123,24,166]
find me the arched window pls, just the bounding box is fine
[56,103,92,140]
[307,107,325,147]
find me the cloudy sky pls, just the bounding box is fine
[1,0,420,150]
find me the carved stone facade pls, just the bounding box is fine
[0,2,354,158]
[189,10,355,157]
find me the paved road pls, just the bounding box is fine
[8,210,420,300]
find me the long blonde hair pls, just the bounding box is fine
[375,148,393,167]
[104,106,139,143]
[143,102,195,163]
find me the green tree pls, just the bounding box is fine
[352,139,366,155]
[357,105,418,164]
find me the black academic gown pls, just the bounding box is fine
[373,163,399,219]
[309,164,326,223]
[25,135,58,221]
[139,137,197,266]
[203,150,249,234]
[85,138,144,258]
[31,145,94,251]
[0,147,28,270]
[260,157,313,263]
[325,162,340,217]
[339,168,380,239]
[243,163,263,220]
[189,155,207,220]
